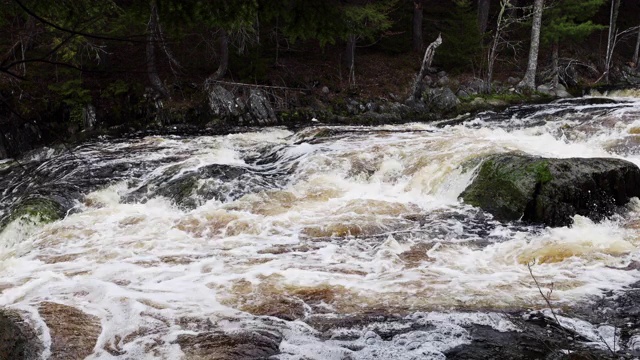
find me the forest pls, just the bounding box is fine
[1,0,640,156]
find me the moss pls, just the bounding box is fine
[527,160,552,183]
[0,197,64,232]
[461,155,555,220]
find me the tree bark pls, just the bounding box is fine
[205,29,229,89]
[411,34,442,101]
[485,0,509,93]
[345,34,357,86]
[412,0,424,51]
[604,0,621,83]
[477,0,490,33]
[551,42,559,88]
[147,0,170,99]
[633,25,640,68]
[517,0,543,92]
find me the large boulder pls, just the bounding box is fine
[460,154,640,227]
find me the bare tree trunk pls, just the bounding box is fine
[147,0,170,99]
[345,34,357,86]
[485,0,510,93]
[604,0,621,83]
[411,34,442,101]
[412,0,424,51]
[551,42,559,88]
[633,25,640,68]
[517,0,543,92]
[205,29,229,89]
[477,0,490,33]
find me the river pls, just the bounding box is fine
[1,94,640,359]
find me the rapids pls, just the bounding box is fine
[2,95,640,358]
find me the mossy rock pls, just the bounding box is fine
[461,154,640,226]
[0,197,65,232]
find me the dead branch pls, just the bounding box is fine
[411,33,442,101]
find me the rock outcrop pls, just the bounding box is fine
[461,154,640,226]
[207,85,278,126]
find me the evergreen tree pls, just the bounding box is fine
[542,0,606,87]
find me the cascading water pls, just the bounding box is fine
[1,96,640,359]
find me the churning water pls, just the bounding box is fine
[2,95,640,358]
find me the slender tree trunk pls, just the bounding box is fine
[411,34,442,100]
[345,34,357,86]
[147,0,170,99]
[633,25,640,68]
[604,0,621,83]
[485,0,509,93]
[517,0,543,92]
[552,42,559,88]
[412,0,424,51]
[477,0,490,33]
[205,29,229,89]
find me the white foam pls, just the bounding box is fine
[2,98,640,357]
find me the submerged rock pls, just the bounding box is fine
[460,154,640,227]
[0,196,66,232]
[127,163,283,208]
[176,330,282,360]
[0,308,43,360]
[38,302,102,360]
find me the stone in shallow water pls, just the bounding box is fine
[38,302,102,360]
[0,308,43,360]
[176,330,282,360]
[461,153,640,227]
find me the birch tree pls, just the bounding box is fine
[603,0,620,83]
[542,0,605,88]
[517,0,544,92]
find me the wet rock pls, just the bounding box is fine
[444,321,618,360]
[247,89,277,125]
[461,153,640,226]
[127,163,282,207]
[0,308,44,360]
[0,196,67,232]
[176,330,282,360]
[423,87,460,112]
[38,302,102,360]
